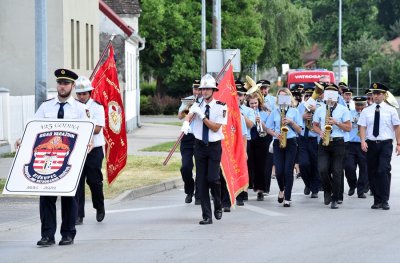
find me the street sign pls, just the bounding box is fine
[206,49,241,73]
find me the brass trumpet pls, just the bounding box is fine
[255,109,267,137]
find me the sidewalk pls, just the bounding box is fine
[0,115,182,179]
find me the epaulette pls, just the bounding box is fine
[43,97,55,102]
[93,100,102,106]
[75,98,86,105]
[216,101,226,106]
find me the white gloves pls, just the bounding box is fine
[189,104,205,120]
[181,121,191,135]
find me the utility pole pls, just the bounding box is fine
[338,0,342,84]
[201,0,206,76]
[355,67,361,96]
[212,0,221,49]
[35,0,47,110]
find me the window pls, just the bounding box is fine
[76,21,80,69]
[71,19,74,69]
[86,23,89,70]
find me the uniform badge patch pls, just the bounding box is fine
[24,131,77,184]
[223,110,227,118]
[85,109,91,118]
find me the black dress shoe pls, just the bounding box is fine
[324,191,331,205]
[185,194,193,204]
[199,218,213,225]
[223,207,231,212]
[194,198,201,205]
[382,202,390,210]
[337,199,343,204]
[277,191,284,203]
[311,192,318,198]
[59,236,74,246]
[257,192,264,201]
[304,186,310,195]
[96,209,105,222]
[348,188,355,196]
[358,193,367,199]
[214,209,222,220]
[75,217,83,225]
[331,201,339,209]
[371,202,382,209]
[37,237,55,247]
[236,199,244,206]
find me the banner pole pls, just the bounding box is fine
[162,49,239,166]
[90,34,115,81]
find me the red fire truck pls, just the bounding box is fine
[286,69,335,89]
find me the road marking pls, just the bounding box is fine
[107,204,186,214]
[242,204,285,217]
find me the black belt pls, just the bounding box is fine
[349,142,361,144]
[195,139,221,146]
[330,137,344,142]
[300,136,317,140]
[367,139,392,144]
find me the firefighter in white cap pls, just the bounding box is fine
[181,74,228,225]
[74,76,106,225]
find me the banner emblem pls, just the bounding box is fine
[108,101,122,134]
[24,132,77,184]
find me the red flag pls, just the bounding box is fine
[91,45,127,184]
[214,65,249,205]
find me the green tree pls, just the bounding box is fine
[258,0,312,71]
[140,0,202,97]
[342,34,386,88]
[377,0,400,38]
[140,0,265,97]
[299,0,382,55]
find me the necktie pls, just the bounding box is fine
[58,102,66,119]
[304,125,309,138]
[202,105,210,144]
[373,104,380,137]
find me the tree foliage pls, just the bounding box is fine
[258,0,312,71]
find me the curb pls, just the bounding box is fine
[112,177,183,203]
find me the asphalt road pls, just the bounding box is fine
[1,160,400,263]
[2,116,400,262]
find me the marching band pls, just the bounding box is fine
[180,74,400,220]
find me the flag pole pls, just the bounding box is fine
[162,49,239,166]
[90,34,116,81]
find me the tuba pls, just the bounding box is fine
[279,105,289,148]
[385,90,399,108]
[245,75,265,107]
[322,100,333,146]
[180,96,197,117]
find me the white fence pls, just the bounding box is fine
[0,88,35,146]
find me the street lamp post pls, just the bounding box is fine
[355,67,361,96]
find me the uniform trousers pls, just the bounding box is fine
[265,135,273,193]
[366,140,393,203]
[180,133,198,199]
[194,139,222,220]
[40,196,77,239]
[344,142,368,195]
[318,138,345,202]
[298,136,319,194]
[273,138,297,201]
[248,134,268,192]
[76,146,105,218]
[246,142,254,189]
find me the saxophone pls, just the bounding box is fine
[279,105,289,149]
[322,100,333,146]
